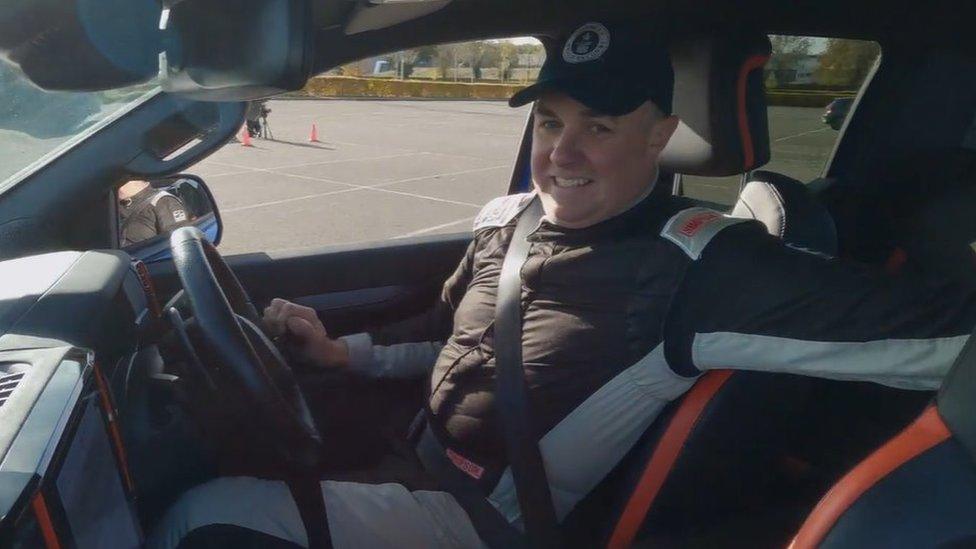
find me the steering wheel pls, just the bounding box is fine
[169,227,323,470]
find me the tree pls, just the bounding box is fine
[395,49,420,79]
[766,35,814,87]
[457,41,488,80]
[815,39,881,88]
[498,42,516,82]
[435,43,468,81]
[414,45,439,66]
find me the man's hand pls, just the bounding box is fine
[262,298,349,369]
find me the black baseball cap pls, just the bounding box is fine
[509,22,674,116]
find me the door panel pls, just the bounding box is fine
[148,232,470,336]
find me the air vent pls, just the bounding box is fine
[0,371,26,410]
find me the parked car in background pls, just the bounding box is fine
[822,97,854,129]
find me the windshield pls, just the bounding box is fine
[0,60,159,188]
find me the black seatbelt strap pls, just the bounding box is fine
[494,196,561,547]
[285,477,333,549]
[416,426,527,548]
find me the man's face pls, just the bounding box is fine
[530,92,678,228]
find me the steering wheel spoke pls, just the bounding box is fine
[169,227,323,472]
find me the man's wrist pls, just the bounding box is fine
[323,338,350,369]
[338,333,375,373]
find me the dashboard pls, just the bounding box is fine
[0,251,156,548]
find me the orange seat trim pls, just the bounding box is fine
[32,493,61,549]
[736,54,770,170]
[789,405,951,549]
[606,369,735,549]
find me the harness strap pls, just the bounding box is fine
[416,427,526,548]
[285,477,333,549]
[493,196,561,547]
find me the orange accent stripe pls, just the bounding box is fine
[606,370,735,549]
[92,363,135,492]
[736,54,771,171]
[32,494,62,549]
[789,406,951,549]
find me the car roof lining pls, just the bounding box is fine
[343,1,453,35]
[310,0,976,77]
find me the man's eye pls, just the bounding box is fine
[538,119,561,130]
[590,124,611,133]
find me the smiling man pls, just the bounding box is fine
[152,22,976,549]
[510,22,679,230]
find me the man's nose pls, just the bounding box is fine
[550,130,584,167]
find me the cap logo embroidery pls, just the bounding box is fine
[563,22,610,63]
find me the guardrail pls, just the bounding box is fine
[295,76,856,108]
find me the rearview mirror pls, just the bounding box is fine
[119,174,223,262]
[0,0,160,91]
[0,0,313,98]
[159,0,315,101]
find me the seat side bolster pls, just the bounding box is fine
[605,370,735,549]
[789,406,951,549]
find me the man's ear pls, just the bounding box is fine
[649,115,680,150]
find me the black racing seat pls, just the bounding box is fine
[730,170,838,257]
[561,28,828,548]
[882,148,976,277]
[559,28,928,548]
[790,332,976,548]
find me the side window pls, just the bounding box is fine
[680,36,881,207]
[190,38,543,255]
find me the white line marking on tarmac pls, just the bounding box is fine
[271,151,423,171]
[362,187,482,208]
[222,187,359,213]
[203,170,257,178]
[222,164,507,213]
[371,163,509,186]
[395,216,477,238]
[774,127,829,142]
[202,151,425,174]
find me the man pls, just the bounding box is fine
[119,179,190,247]
[245,100,270,138]
[151,22,976,548]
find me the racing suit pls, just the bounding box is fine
[119,187,189,246]
[151,188,976,548]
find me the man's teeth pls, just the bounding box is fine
[553,177,593,188]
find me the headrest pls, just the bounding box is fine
[730,170,838,256]
[659,29,771,177]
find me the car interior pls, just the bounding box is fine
[0,0,975,547]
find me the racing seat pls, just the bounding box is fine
[874,148,976,276]
[660,25,838,257]
[790,332,976,548]
[730,170,838,256]
[558,28,822,547]
[558,29,928,548]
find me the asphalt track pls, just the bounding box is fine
[192,100,837,255]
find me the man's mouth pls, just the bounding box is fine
[552,176,594,188]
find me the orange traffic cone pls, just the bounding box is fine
[309,123,320,143]
[240,125,254,147]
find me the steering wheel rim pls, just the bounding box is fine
[169,226,322,470]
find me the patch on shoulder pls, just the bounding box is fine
[661,207,747,259]
[473,193,534,231]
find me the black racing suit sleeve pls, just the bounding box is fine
[152,195,189,233]
[664,221,976,389]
